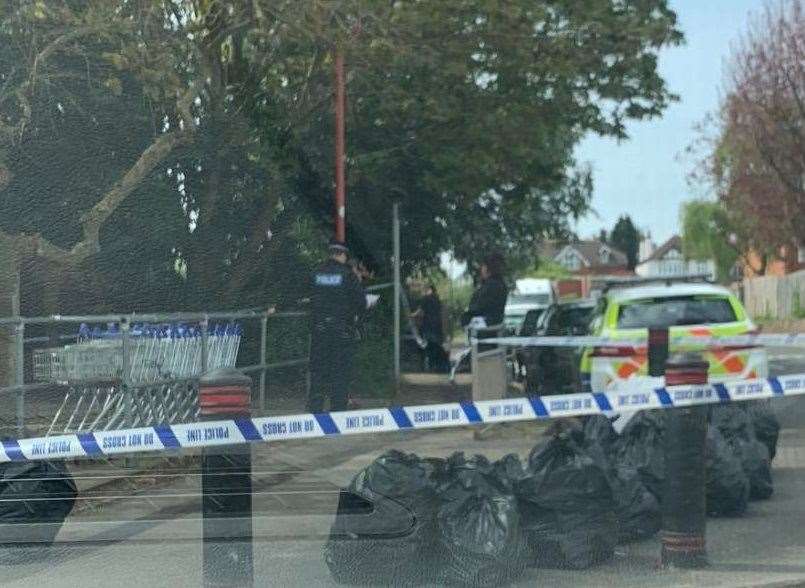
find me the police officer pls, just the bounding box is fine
[307,238,367,413]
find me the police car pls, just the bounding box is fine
[581,280,767,393]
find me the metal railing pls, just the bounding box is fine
[0,308,310,436]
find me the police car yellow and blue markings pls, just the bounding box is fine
[579,292,760,389]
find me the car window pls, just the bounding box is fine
[536,307,554,331]
[587,298,608,333]
[563,307,594,334]
[520,309,544,336]
[548,307,593,335]
[617,296,737,328]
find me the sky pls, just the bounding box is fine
[574,0,764,246]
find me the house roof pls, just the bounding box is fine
[641,235,682,264]
[544,240,628,268]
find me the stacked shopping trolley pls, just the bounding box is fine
[32,323,242,435]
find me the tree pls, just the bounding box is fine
[0,1,315,313]
[726,0,805,245]
[610,215,641,270]
[0,0,202,321]
[250,0,683,274]
[0,1,195,269]
[0,0,202,383]
[686,116,780,275]
[680,200,740,282]
[526,259,571,281]
[0,0,685,317]
[689,0,805,269]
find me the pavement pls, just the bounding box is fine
[0,348,804,586]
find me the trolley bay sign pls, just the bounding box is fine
[2,372,804,462]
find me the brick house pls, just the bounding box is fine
[540,240,632,296]
[542,240,631,276]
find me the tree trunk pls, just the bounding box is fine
[758,253,769,276]
[0,241,21,389]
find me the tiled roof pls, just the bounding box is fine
[543,240,627,267]
[642,235,682,263]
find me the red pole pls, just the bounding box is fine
[334,50,346,242]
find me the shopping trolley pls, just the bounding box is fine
[32,322,242,434]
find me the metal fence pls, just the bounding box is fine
[0,309,310,437]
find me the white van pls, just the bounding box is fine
[504,278,554,333]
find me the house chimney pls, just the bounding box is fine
[639,231,655,263]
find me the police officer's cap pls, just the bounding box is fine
[328,238,349,254]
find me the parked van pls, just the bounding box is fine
[503,278,554,333]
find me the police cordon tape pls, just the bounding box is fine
[3,372,805,462]
[476,333,805,348]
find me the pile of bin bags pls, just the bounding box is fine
[582,400,778,518]
[596,401,778,518]
[324,401,779,587]
[326,435,636,587]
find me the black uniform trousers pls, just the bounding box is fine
[307,328,355,413]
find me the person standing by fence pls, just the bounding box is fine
[412,282,449,373]
[307,239,367,413]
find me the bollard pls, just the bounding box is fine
[647,327,669,378]
[200,369,254,587]
[661,351,709,569]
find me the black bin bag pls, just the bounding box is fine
[609,465,661,543]
[612,411,666,502]
[747,400,780,461]
[492,453,527,491]
[583,415,619,451]
[582,416,660,543]
[519,431,617,569]
[710,404,773,500]
[324,450,442,586]
[435,453,528,587]
[705,424,750,516]
[0,460,77,544]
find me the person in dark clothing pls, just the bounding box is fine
[412,283,449,372]
[307,239,367,413]
[461,252,508,328]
